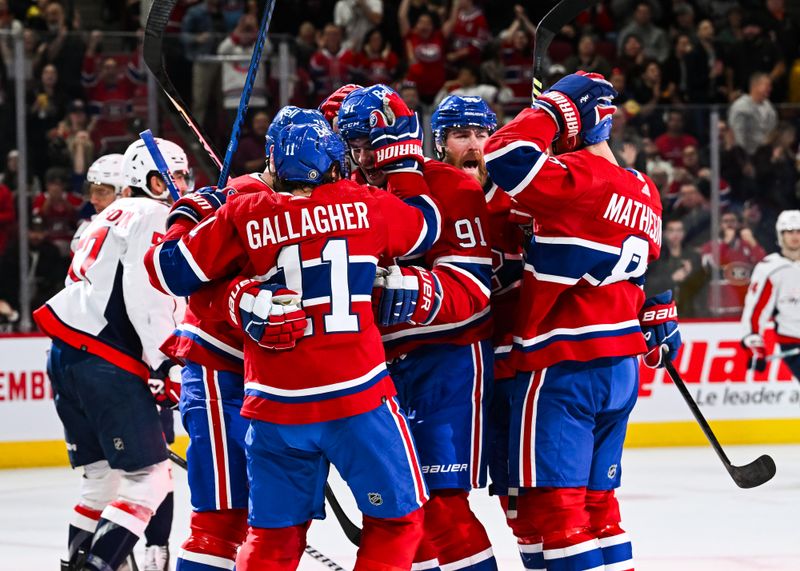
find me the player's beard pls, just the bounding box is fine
[454,151,488,186]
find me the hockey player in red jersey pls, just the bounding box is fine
[741,210,800,375]
[146,119,443,570]
[155,106,329,571]
[34,137,189,571]
[337,85,498,571]
[484,72,681,571]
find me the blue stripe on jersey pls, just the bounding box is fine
[244,368,389,404]
[402,195,442,257]
[485,142,547,197]
[382,308,492,349]
[441,259,493,292]
[513,323,642,354]
[288,260,376,299]
[526,238,646,286]
[174,328,244,365]
[156,239,207,296]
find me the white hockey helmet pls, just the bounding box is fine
[121,137,190,200]
[776,210,800,247]
[86,154,125,194]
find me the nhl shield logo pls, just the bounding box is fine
[113,438,125,451]
[607,464,618,479]
[368,492,383,506]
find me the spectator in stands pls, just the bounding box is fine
[82,32,143,153]
[496,5,536,118]
[35,1,85,100]
[334,0,383,52]
[670,2,695,40]
[754,122,800,212]
[743,199,779,254]
[293,21,318,69]
[674,180,710,248]
[0,0,22,78]
[32,166,81,257]
[609,108,646,171]
[719,117,756,203]
[434,63,509,116]
[181,0,227,127]
[725,14,785,98]
[0,172,14,256]
[716,4,743,48]
[617,2,669,63]
[399,0,446,104]
[564,34,612,79]
[218,13,269,125]
[232,109,269,175]
[617,33,646,80]
[28,63,66,182]
[59,100,94,189]
[397,80,421,113]
[309,23,357,105]
[641,136,674,185]
[442,0,489,70]
[728,72,778,156]
[0,214,67,326]
[628,58,672,136]
[355,27,399,86]
[646,218,706,317]
[764,0,797,65]
[655,110,699,167]
[663,33,711,105]
[0,149,19,193]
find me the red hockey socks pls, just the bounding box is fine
[235,522,310,571]
[176,509,248,570]
[356,509,424,571]
[586,489,634,570]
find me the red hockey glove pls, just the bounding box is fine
[368,91,424,175]
[373,265,441,326]
[741,333,767,372]
[319,83,362,124]
[227,277,307,351]
[167,185,236,227]
[148,362,182,409]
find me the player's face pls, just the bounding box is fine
[172,170,193,195]
[89,183,116,213]
[782,230,800,251]
[444,127,489,185]
[348,136,386,187]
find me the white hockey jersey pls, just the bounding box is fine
[741,252,800,343]
[34,197,183,380]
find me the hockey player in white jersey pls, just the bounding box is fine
[34,137,189,571]
[741,210,800,375]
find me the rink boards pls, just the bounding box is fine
[1,322,799,468]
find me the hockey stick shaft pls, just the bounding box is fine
[324,483,362,546]
[217,0,276,186]
[139,129,181,201]
[766,347,800,361]
[168,450,347,570]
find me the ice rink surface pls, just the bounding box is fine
[2,444,799,571]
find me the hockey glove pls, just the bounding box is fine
[319,83,362,124]
[167,185,236,227]
[368,91,424,175]
[534,71,617,144]
[639,290,682,369]
[373,265,441,326]
[148,362,182,409]
[741,333,767,372]
[227,277,307,350]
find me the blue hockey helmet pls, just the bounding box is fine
[336,84,398,142]
[265,106,328,157]
[431,95,497,155]
[272,122,348,185]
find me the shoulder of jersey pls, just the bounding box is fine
[228,173,273,194]
[761,252,793,271]
[115,196,168,213]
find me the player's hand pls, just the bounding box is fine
[373,265,441,326]
[368,91,424,175]
[741,333,767,372]
[639,290,681,368]
[227,278,307,350]
[148,363,182,409]
[534,71,617,144]
[167,185,236,227]
[319,83,362,124]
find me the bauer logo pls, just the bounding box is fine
[421,463,468,474]
[368,492,383,506]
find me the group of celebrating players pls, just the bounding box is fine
[36,70,685,571]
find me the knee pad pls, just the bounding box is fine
[118,460,172,514]
[79,460,121,511]
[181,509,248,561]
[235,523,309,571]
[357,509,424,571]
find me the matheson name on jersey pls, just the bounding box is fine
[245,201,369,248]
[602,192,662,247]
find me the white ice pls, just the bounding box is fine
[2,444,799,570]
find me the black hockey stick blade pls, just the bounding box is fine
[663,358,776,488]
[324,483,362,546]
[144,0,223,171]
[168,448,188,470]
[532,0,600,100]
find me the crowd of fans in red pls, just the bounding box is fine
[0,0,799,328]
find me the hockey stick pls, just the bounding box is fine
[766,347,800,362]
[531,0,600,101]
[143,0,223,172]
[139,129,182,201]
[217,0,276,186]
[324,484,361,546]
[663,357,776,488]
[167,450,347,570]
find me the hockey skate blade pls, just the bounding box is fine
[729,454,776,489]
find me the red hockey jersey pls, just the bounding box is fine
[145,179,441,424]
[485,108,662,372]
